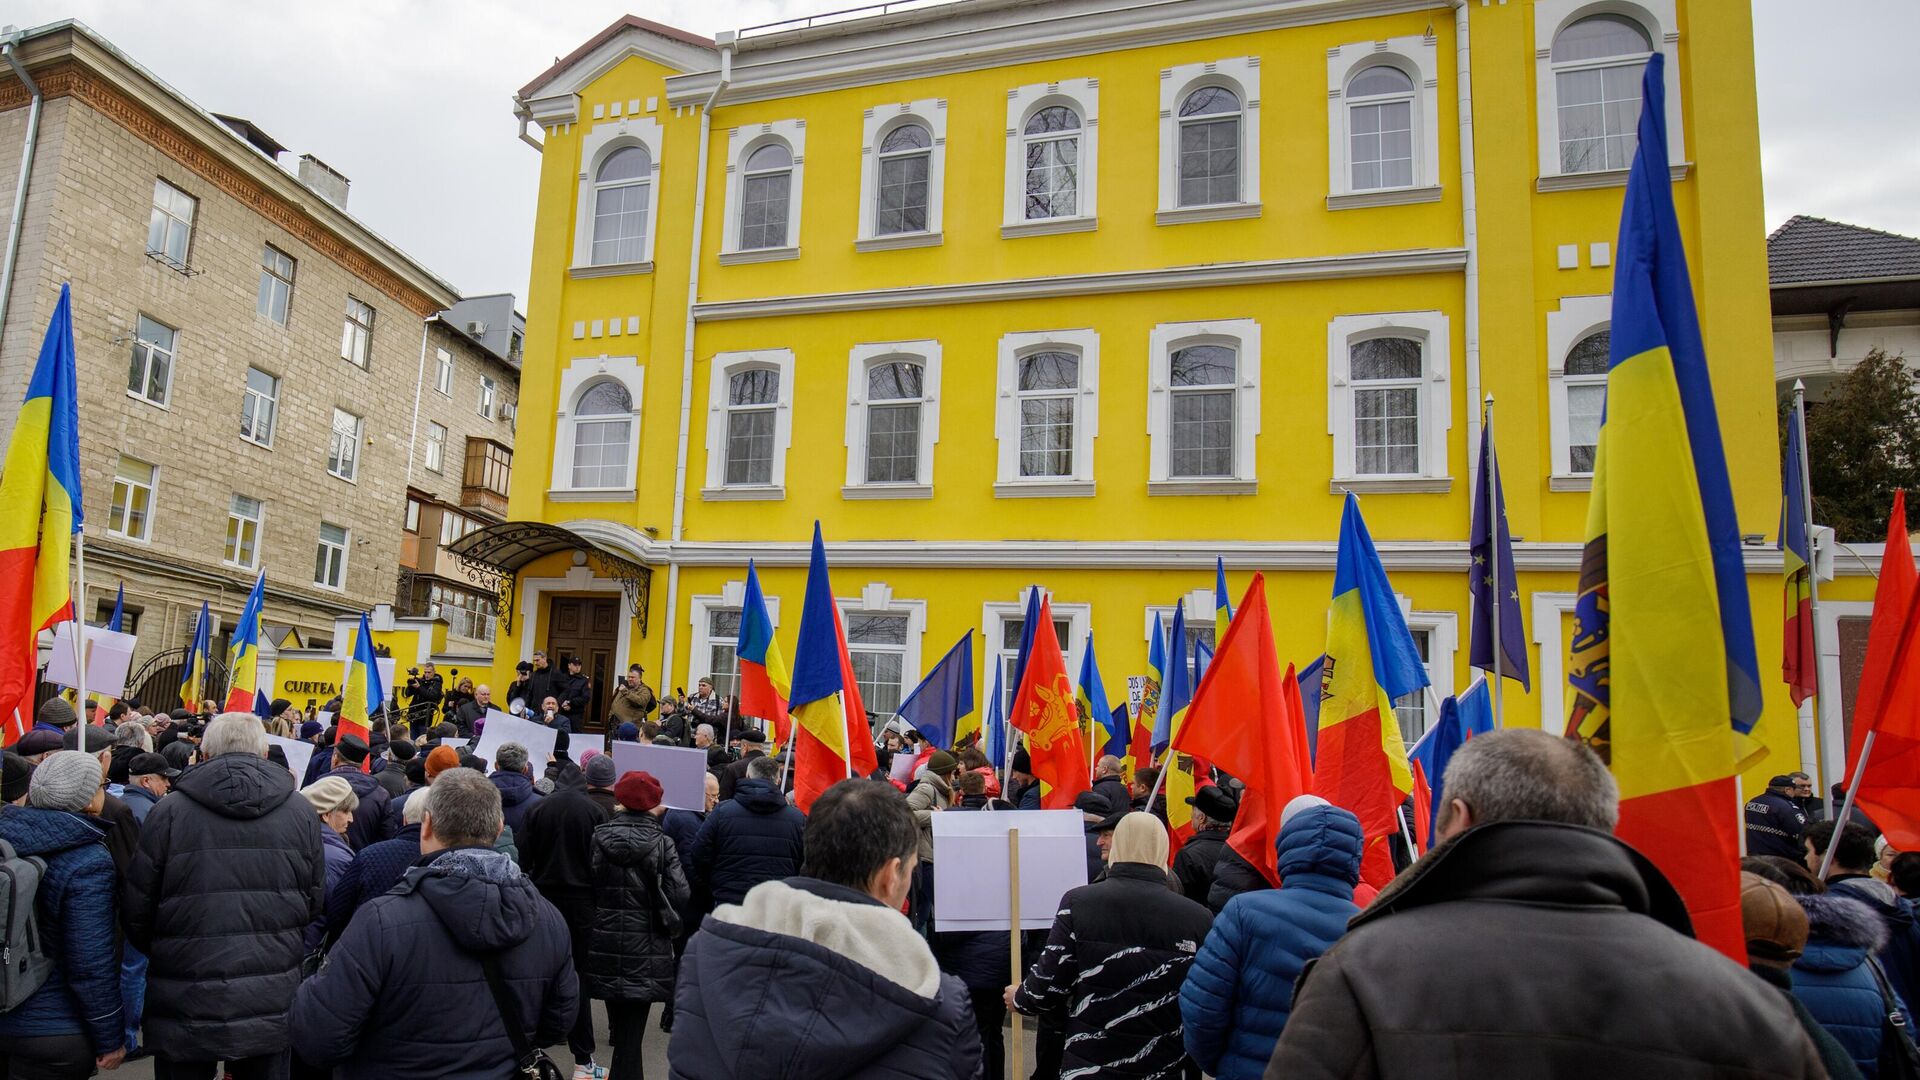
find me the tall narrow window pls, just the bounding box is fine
[1168,344,1237,478]
[739,144,793,251]
[108,457,156,541]
[240,367,279,447]
[1350,337,1423,475]
[1017,351,1078,478]
[341,297,374,367]
[328,409,363,481]
[996,614,1073,718]
[478,376,496,420]
[424,422,446,473]
[146,179,196,266]
[1023,106,1082,220]
[845,613,910,716]
[257,245,295,325]
[591,144,652,265]
[725,369,780,485]
[1177,86,1243,207]
[706,609,743,699]
[875,124,932,236]
[225,494,263,569]
[1564,330,1610,473]
[571,381,634,489]
[1392,628,1433,743]
[1347,67,1415,191]
[434,348,452,395]
[864,360,924,483]
[126,314,176,406]
[1553,14,1653,173]
[314,523,348,590]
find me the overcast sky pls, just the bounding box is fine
[11,1,1916,303]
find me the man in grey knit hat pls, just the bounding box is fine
[34,696,76,734]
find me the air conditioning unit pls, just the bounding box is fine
[464,320,487,336]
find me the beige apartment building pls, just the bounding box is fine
[0,21,517,702]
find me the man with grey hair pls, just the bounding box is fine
[689,752,805,914]
[292,769,577,1078]
[1265,729,1826,1078]
[125,712,325,1079]
[488,741,545,850]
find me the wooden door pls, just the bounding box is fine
[546,597,619,732]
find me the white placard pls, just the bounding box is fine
[338,656,399,706]
[567,734,605,769]
[46,624,138,699]
[889,752,917,784]
[932,810,1088,932]
[470,709,559,773]
[266,736,315,787]
[1126,676,1146,715]
[316,711,335,728]
[439,737,469,751]
[610,741,711,812]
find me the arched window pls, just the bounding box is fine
[1177,85,1242,207]
[876,124,932,236]
[1552,14,1654,173]
[1023,105,1082,220]
[570,380,634,489]
[1346,66,1415,191]
[590,145,651,266]
[739,142,793,250]
[863,359,925,483]
[1350,336,1424,476]
[725,368,781,484]
[1563,329,1609,473]
[1016,350,1080,478]
[1168,343,1238,478]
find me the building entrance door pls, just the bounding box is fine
[546,596,618,733]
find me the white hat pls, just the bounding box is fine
[1279,793,1331,829]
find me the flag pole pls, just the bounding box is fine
[71,531,89,756]
[1822,731,1875,879]
[1485,394,1506,727]
[1794,380,1834,807]
[777,715,798,792]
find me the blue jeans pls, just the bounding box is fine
[120,944,147,1051]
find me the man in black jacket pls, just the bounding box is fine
[716,729,769,803]
[1090,755,1130,820]
[1745,773,1808,860]
[554,656,592,733]
[1266,729,1827,1079]
[520,753,619,1076]
[124,712,326,1079]
[688,756,805,911]
[402,663,443,737]
[1172,785,1236,904]
[290,768,577,1078]
[322,734,393,851]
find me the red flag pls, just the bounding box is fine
[833,605,880,779]
[1853,496,1920,847]
[1172,574,1313,887]
[1008,596,1089,810]
[1849,491,1917,777]
[1410,759,1433,853]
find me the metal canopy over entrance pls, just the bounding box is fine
[444,521,652,636]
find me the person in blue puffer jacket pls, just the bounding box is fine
[1791,888,1903,1078]
[1178,795,1363,1080]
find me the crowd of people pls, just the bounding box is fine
[1,681,1916,1078]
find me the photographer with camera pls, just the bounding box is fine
[403,662,443,739]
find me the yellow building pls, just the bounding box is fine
[466,0,1844,793]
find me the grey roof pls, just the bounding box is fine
[1768,215,1920,287]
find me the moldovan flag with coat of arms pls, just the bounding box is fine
[1315,492,1427,888]
[735,560,792,747]
[224,572,267,713]
[788,525,878,812]
[0,284,84,743]
[1562,53,1761,963]
[339,612,383,773]
[1009,595,1090,810]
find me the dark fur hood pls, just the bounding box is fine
[1801,891,1889,952]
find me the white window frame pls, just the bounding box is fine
[980,593,1090,722]
[1326,36,1442,209]
[703,349,794,500]
[1157,57,1261,225]
[571,117,665,273]
[328,408,363,483]
[1002,80,1099,237]
[1546,293,1612,489]
[687,580,782,698]
[719,120,805,263]
[1327,311,1453,491]
[225,494,264,570]
[1144,589,1221,655]
[1530,591,1580,732]
[1147,319,1261,494]
[857,100,947,250]
[424,421,446,474]
[434,348,452,396]
[1534,0,1685,190]
[108,456,157,543]
[341,296,374,368]
[994,329,1099,498]
[257,244,295,326]
[240,366,278,448]
[844,340,941,497]
[127,314,177,408]
[146,178,196,266]
[478,375,497,420]
[549,355,646,500]
[314,522,349,591]
[1392,603,1459,745]
[836,583,929,721]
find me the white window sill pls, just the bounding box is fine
[1149,478,1258,496]
[842,483,933,500]
[1537,162,1690,193]
[855,231,942,252]
[701,484,785,501]
[1330,476,1452,494]
[240,438,273,452]
[327,472,359,486]
[1549,474,1593,492]
[1326,185,1443,211]
[1155,202,1262,226]
[103,531,151,546]
[313,581,345,593]
[1001,216,1097,239]
[993,479,1095,499]
[125,390,169,410]
[719,245,800,266]
[569,260,653,279]
[547,488,636,503]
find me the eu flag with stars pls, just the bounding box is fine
[1468,420,1529,690]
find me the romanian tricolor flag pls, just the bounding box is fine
[1315,493,1426,888]
[1563,53,1760,963]
[789,525,877,812]
[1160,604,1201,851]
[1780,409,1816,707]
[224,572,267,713]
[339,612,382,773]
[179,602,212,711]
[736,560,792,747]
[1215,557,1233,641]
[1008,595,1089,810]
[1075,631,1123,761]
[0,284,83,742]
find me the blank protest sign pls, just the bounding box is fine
[932,810,1087,932]
[609,742,710,811]
[471,710,559,773]
[266,736,314,786]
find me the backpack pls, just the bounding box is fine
[0,839,52,1010]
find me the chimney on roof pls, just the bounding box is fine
[297,154,349,209]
